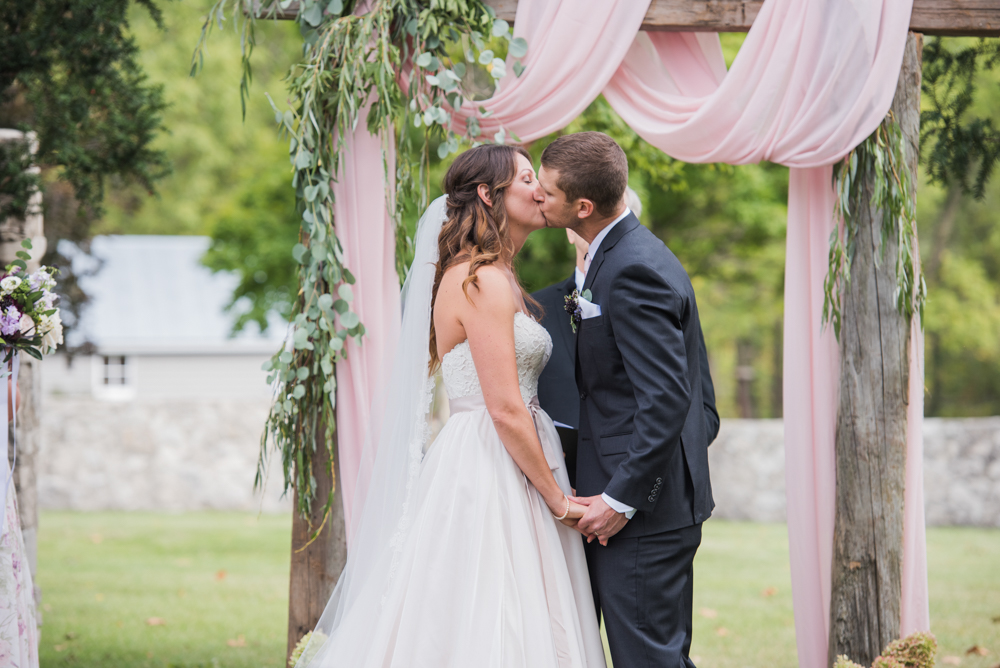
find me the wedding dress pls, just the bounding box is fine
[295,196,606,668]
[0,482,39,668]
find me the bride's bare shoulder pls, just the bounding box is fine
[438,262,515,311]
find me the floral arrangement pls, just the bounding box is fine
[0,240,62,362]
[564,288,592,334]
[834,631,938,668]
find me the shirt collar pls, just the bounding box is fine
[588,207,631,259]
[574,267,586,292]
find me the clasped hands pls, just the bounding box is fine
[552,494,628,546]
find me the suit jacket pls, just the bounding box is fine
[575,212,714,538]
[532,275,580,429]
[533,273,719,442]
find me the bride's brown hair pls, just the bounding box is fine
[429,143,540,369]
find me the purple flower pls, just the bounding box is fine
[0,305,20,337]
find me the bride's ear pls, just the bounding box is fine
[477,183,493,207]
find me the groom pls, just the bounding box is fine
[538,132,714,668]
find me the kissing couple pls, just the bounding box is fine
[294,132,716,668]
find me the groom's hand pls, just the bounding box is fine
[571,495,628,546]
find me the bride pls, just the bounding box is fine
[294,144,607,668]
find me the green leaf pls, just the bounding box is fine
[301,2,323,26]
[453,62,467,78]
[20,239,31,250]
[292,243,308,263]
[492,19,510,37]
[295,150,314,169]
[292,385,307,399]
[279,351,293,365]
[509,37,528,58]
[296,366,310,380]
[318,293,334,311]
[415,52,433,68]
[341,311,360,329]
[478,50,494,65]
[261,360,274,371]
[337,283,354,301]
[491,59,506,79]
[438,143,451,159]
[15,251,30,261]
[326,0,343,14]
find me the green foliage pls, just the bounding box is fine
[195,0,528,523]
[921,38,1000,199]
[0,0,170,218]
[879,632,937,668]
[201,161,299,333]
[825,115,926,340]
[0,136,39,222]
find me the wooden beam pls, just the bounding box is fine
[485,0,1000,37]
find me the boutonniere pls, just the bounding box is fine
[563,288,592,334]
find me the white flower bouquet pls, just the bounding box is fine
[0,239,62,362]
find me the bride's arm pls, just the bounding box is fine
[456,266,583,521]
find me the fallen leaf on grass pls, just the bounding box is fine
[115,621,124,628]
[715,627,729,637]
[95,593,104,602]
[227,635,246,647]
[64,632,77,641]
[42,603,52,612]
[145,617,166,627]
[993,615,1000,624]
[942,656,962,666]
[90,533,102,544]
[53,644,67,653]
[699,608,718,619]
[215,570,227,581]
[762,587,778,597]
[967,646,990,656]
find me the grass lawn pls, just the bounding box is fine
[36,513,1000,668]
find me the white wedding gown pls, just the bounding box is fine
[308,311,606,668]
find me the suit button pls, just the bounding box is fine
[655,477,662,484]
[579,392,587,400]
[648,495,655,503]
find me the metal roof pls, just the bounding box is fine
[63,236,287,354]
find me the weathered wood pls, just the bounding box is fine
[827,32,921,668]
[0,128,45,616]
[286,425,347,662]
[483,0,1000,36]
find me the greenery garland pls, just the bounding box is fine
[193,0,525,525]
[823,113,927,340]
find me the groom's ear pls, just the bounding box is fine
[477,183,493,207]
[576,198,595,220]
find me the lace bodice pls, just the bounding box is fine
[442,311,552,404]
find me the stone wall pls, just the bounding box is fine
[708,417,1000,527]
[36,401,1000,526]
[39,397,290,513]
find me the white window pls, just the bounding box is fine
[91,355,136,400]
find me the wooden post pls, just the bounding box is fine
[827,33,922,667]
[0,129,46,613]
[286,424,347,663]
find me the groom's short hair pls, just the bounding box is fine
[541,132,628,217]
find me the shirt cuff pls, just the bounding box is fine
[602,493,636,519]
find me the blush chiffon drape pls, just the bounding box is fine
[331,0,930,665]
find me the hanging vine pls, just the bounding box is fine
[823,112,927,341]
[192,0,525,526]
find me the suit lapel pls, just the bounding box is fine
[582,213,640,293]
[555,274,576,355]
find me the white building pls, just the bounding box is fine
[40,236,292,512]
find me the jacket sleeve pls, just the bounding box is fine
[698,326,720,445]
[602,261,692,511]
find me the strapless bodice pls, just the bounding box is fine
[441,311,553,404]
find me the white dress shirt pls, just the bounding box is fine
[578,208,637,520]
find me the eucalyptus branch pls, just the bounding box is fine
[823,113,927,340]
[194,0,527,526]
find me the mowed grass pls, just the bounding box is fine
[36,513,1000,668]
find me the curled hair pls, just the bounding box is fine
[429,144,537,369]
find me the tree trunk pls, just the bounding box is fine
[735,337,757,418]
[287,424,347,663]
[828,33,921,667]
[0,129,45,615]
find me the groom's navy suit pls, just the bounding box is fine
[575,211,713,668]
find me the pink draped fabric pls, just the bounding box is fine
[332,123,400,531]
[332,0,929,663]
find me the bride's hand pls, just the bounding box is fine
[554,499,589,528]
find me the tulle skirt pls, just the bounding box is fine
[305,396,606,668]
[0,478,39,668]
